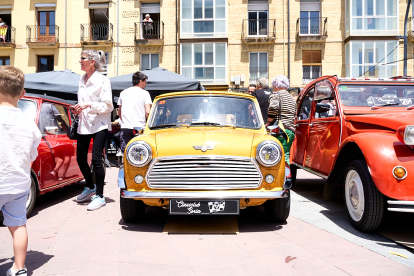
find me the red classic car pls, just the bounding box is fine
[0,94,93,224]
[291,76,414,231]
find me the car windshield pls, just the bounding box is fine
[17,99,37,121]
[148,96,261,129]
[338,84,414,107]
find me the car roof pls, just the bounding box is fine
[153,90,256,101]
[24,93,77,106]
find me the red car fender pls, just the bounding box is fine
[335,133,414,200]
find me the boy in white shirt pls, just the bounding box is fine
[117,71,152,153]
[0,66,42,276]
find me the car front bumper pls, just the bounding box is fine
[118,168,289,199]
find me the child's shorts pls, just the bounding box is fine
[0,191,29,227]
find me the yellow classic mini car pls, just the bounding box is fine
[117,91,290,222]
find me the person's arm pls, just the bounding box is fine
[145,104,151,119]
[118,105,122,122]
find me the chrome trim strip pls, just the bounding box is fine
[122,190,289,199]
[40,177,84,191]
[118,168,126,189]
[309,120,340,124]
[156,155,251,162]
[387,200,414,205]
[292,163,328,179]
[388,208,414,213]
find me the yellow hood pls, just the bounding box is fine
[155,128,255,158]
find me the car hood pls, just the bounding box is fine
[344,111,414,131]
[155,128,255,158]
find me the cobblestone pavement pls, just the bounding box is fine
[0,167,413,275]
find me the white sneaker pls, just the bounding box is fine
[87,195,106,211]
[6,267,27,276]
[116,149,124,157]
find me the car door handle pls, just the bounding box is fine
[309,123,313,127]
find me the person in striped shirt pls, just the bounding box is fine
[266,75,297,189]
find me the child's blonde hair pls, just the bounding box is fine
[0,66,25,98]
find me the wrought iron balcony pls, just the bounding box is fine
[26,25,59,46]
[135,22,164,45]
[242,19,276,43]
[0,26,16,47]
[80,23,113,45]
[302,66,321,85]
[296,17,327,42]
[249,67,269,85]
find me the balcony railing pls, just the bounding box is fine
[249,67,269,85]
[0,26,16,44]
[297,17,327,37]
[80,23,113,42]
[302,66,321,84]
[242,19,276,40]
[135,21,164,41]
[26,25,59,43]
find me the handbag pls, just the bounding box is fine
[69,115,79,140]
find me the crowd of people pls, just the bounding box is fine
[0,48,298,275]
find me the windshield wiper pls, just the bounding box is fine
[371,103,400,110]
[150,124,189,130]
[191,122,236,129]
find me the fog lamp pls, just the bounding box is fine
[392,166,407,180]
[134,175,144,184]
[265,174,274,184]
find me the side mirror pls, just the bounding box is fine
[315,103,331,113]
[314,80,334,101]
[45,126,59,135]
[133,127,144,136]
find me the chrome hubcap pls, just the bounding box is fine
[345,170,365,222]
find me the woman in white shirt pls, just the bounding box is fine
[72,50,113,211]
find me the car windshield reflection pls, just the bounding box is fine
[338,85,414,107]
[148,96,261,129]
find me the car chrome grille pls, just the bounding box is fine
[146,156,262,190]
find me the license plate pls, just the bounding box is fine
[169,199,240,215]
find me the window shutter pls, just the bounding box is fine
[303,50,321,65]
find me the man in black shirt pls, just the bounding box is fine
[252,78,272,122]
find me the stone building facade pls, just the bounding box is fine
[0,0,412,90]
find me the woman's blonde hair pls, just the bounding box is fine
[81,49,107,73]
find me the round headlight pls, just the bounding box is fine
[126,141,152,167]
[405,125,414,145]
[256,141,282,167]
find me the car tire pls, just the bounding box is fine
[1,176,37,225]
[120,192,145,223]
[265,196,290,222]
[290,164,297,186]
[344,160,384,231]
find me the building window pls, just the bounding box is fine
[89,4,109,41]
[247,0,268,36]
[37,11,56,41]
[345,0,398,37]
[302,50,321,84]
[37,56,54,72]
[249,52,268,84]
[345,40,398,78]
[140,3,161,39]
[181,0,226,38]
[141,53,159,70]
[181,42,226,83]
[0,57,10,66]
[300,0,321,35]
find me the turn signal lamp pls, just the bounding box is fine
[396,125,414,145]
[265,174,274,184]
[134,175,144,184]
[393,166,407,180]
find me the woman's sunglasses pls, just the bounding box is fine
[80,57,91,61]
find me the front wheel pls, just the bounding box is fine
[120,192,145,223]
[264,197,290,222]
[344,160,384,231]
